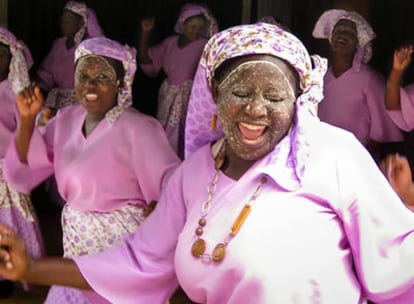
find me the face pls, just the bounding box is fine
[183,15,207,41]
[330,19,358,56]
[74,55,120,118]
[213,55,298,161]
[60,10,83,38]
[0,44,10,81]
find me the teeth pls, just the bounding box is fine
[85,93,98,101]
[239,122,265,131]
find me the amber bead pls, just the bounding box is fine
[195,227,204,236]
[198,218,207,226]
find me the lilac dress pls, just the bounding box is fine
[140,36,208,158]
[0,80,44,285]
[387,84,414,131]
[4,105,180,303]
[37,37,77,109]
[75,122,414,304]
[318,65,403,146]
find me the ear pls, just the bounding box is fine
[211,78,220,103]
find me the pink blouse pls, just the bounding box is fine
[318,65,403,145]
[387,84,414,131]
[37,38,76,91]
[140,36,207,86]
[3,105,180,212]
[75,122,414,303]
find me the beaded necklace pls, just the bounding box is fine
[191,141,268,263]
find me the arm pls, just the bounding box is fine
[137,17,155,64]
[380,154,414,209]
[15,86,44,163]
[0,224,91,290]
[386,46,414,110]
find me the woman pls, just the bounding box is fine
[138,2,218,158]
[1,22,414,304]
[312,9,403,160]
[36,1,104,111]
[0,28,44,297]
[4,37,180,303]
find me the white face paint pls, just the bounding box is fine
[214,55,298,161]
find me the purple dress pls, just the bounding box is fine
[75,122,414,304]
[4,105,180,303]
[140,36,208,158]
[0,80,44,287]
[318,65,403,146]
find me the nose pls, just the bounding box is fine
[244,98,267,118]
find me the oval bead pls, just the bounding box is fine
[212,243,226,262]
[191,239,206,257]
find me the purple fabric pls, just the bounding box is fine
[75,121,414,303]
[318,66,403,145]
[387,84,414,131]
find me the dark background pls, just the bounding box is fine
[7,0,414,115]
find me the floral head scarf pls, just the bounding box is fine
[185,22,327,190]
[0,28,33,94]
[174,3,218,38]
[64,1,104,47]
[75,37,137,123]
[312,9,375,67]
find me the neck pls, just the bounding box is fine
[330,52,354,77]
[221,143,256,180]
[83,114,104,137]
[66,37,75,49]
[177,35,191,48]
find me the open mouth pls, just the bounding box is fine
[84,93,98,102]
[238,122,267,145]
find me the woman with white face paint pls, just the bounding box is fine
[0,23,414,304]
[2,36,180,304]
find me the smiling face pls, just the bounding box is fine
[183,14,207,42]
[74,55,120,119]
[212,55,298,161]
[330,19,358,56]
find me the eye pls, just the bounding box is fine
[96,74,111,82]
[78,73,89,82]
[232,89,250,98]
[265,93,285,103]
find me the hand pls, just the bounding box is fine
[141,17,155,33]
[380,154,414,207]
[17,86,44,120]
[0,224,32,281]
[392,45,414,73]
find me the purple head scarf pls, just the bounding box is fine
[174,3,218,38]
[312,9,375,69]
[64,1,104,47]
[185,22,327,190]
[75,37,137,123]
[0,28,33,94]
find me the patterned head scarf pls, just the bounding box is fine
[174,3,218,38]
[75,37,137,123]
[0,28,33,94]
[312,9,375,67]
[185,22,327,190]
[64,1,104,47]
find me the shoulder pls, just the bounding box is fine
[116,108,165,134]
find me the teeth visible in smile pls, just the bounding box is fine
[85,93,98,101]
[239,122,265,131]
